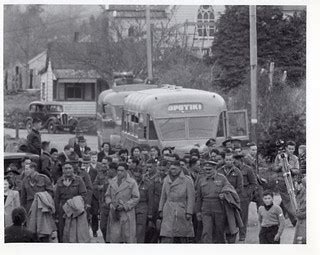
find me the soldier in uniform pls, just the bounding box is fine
[27,118,42,156]
[146,160,168,243]
[144,158,157,180]
[54,162,87,242]
[39,141,52,179]
[243,142,265,208]
[73,155,94,226]
[21,162,53,213]
[217,152,243,243]
[95,162,117,242]
[195,161,230,243]
[273,141,299,227]
[132,167,153,243]
[50,148,63,185]
[233,153,258,242]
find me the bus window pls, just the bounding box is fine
[157,118,186,140]
[217,112,226,137]
[149,118,158,140]
[227,110,248,137]
[189,116,216,139]
[103,104,113,120]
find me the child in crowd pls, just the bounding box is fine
[258,190,285,244]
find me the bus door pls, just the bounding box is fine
[226,109,249,141]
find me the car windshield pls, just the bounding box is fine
[47,105,63,112]
[157,116,216,140]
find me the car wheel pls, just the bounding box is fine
[47,121,57,134]
[26,119,33,133]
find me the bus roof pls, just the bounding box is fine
[98,84,158,106]
[124,85,227,118]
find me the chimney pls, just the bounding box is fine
[74,32,79,42]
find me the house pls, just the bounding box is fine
[39,41,109,117]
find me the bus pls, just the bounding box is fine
[121,85,249,155]
[96,84,158,148]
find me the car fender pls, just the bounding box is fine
[45,116,59,126]
[68,117,78,126]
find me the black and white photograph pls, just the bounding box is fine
[1,0,317,252]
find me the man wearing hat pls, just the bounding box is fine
[74,136,91,159]
[203,138,217,160]
[27,118,42,156]
[195,160,230,243]
[68,127,84,148]
[21,162,53,213]
[39,141,52,179]
[222,137,242,152]
[234,153,257,242]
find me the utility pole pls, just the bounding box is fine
[249,5,258,143]
[146,5,153,80]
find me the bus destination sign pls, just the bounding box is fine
[168,103,203,113]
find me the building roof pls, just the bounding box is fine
[107,5,169,19]
[53,69,101,79]
[108,5,169,11]
[41,41,103,79]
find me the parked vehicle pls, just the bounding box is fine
[4,152,40,171]
[121,85,249,155]
[25,101,78,134]
[97,84,157,148]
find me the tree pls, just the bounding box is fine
[210,6,306,91]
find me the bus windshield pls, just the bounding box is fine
[157,116,216,140]
[158,118,186,140]
[189,116,216,139]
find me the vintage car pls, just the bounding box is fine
[25,101,78,134]
[4,152,40,171]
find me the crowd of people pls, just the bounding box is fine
[4,118,307,244]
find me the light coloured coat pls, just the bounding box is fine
[159,171,195,238]
[27,191,56,236]
[4,189,20,227]
[105,174,140,243]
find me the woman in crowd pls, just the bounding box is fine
[4,176,21,228]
